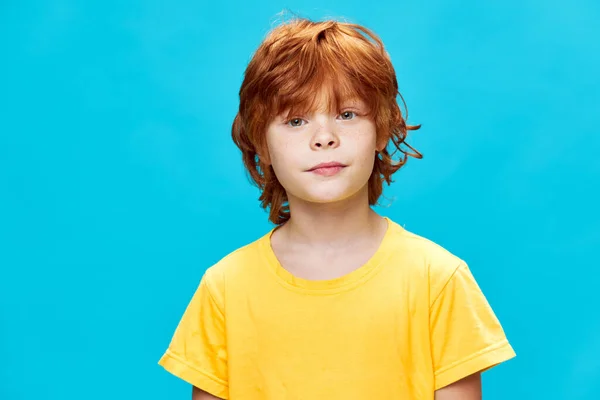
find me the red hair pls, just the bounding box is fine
[231,17,422,225]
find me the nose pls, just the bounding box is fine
[310,124,339,150]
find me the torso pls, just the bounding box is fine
[220,218,441,399]
[269,216,389,281]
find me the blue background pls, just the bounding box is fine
[1,0,599,399]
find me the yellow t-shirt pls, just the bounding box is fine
[158,217,516,399]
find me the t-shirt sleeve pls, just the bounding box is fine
[158,269,228,399]
[429,261,516,390]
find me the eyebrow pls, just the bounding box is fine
[275,96,367,117]
[343,102,364,109]
[339,99,369,109]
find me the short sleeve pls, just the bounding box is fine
[429,261,516,390]
[158,269,228,398]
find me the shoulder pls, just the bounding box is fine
[386,219,466,303]
[199,230,271,302]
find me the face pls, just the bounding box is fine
[264,88,385,205]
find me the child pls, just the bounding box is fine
[158,17,516,399]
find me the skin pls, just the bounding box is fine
[192,372,482,399]
[191,87,482,399]
[192,387,219,399]
[263,88,389,280]
[435,373,482,400]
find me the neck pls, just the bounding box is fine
[279,185,385,249]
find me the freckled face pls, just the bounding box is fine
[264,89,383,204]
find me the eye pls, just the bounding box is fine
[339,111,356,120]
[286,118,306,127]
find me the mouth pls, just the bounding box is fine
[307,161,347,176]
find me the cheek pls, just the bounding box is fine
[268,138,288,166]
[353,130,378,160]
[266,135,300,176]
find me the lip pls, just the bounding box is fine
[307,161,346,171]
[307,161,347,177]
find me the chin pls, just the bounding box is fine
[284,177,370,205]
[299,187,362,204]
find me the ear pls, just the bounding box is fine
[257,150,271,166]
[376,135,388,153]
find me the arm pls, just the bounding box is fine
[192,386,223,400]
[159,269,229,399]
[434,372,481,400]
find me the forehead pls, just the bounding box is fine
[310,88,366,109]
[274,82,371,118]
